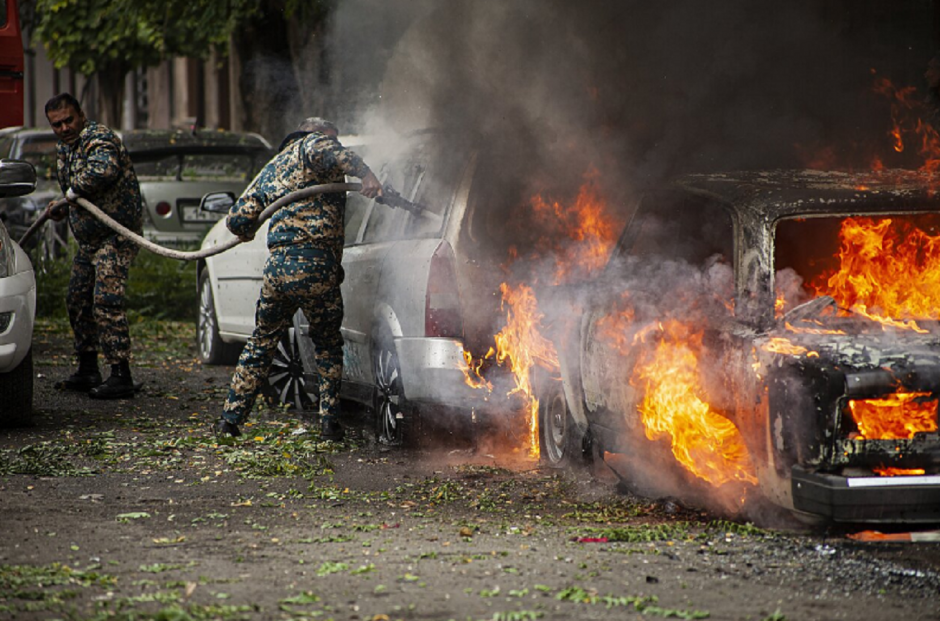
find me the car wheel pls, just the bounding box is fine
[266,328,317,411]
[0,348,33,428]
[538,378,586,469]
[372,334,414,446]
[197,271,241,365]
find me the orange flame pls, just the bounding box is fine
[848,392,939,440]
[813,217,940,332]
[528,170,620,284]
[631,321,758,487]
[872,75,940,174]
[460,284,559,457]
[759,337,815,357]
[872,466,927,477]
[460,347,493,391]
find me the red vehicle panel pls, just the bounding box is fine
[0,0,24,128]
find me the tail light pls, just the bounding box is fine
[155,201,172,217]
[425,241,463,337]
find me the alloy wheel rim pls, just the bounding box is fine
[375,347,402,443]
[269,330,314,411]
[198,283,216,360]
[546,394,567,463]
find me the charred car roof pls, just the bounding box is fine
[674,169,940,220]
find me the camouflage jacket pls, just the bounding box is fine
[56,120,143,252]
[226,132,372,261]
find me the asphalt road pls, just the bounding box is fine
[0,319,938,621]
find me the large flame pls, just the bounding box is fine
[459,283,559,457]
[848,392,939,440]
[630,321,758,487]
[526,169,621,285]
[812,217,940,332]
[460,172,619,456]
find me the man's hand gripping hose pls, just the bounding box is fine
[16,182,415,261]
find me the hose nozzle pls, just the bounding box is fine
[376,184,426,215]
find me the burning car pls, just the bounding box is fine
[540,170,940,523]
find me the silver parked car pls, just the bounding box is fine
[123,129,273,245]
[196,134,526,444]
[0,127,67,260]
[0,159,37,425]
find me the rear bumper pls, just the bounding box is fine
[791,465,940,523]
[396,337,494,410]
[142,226,209,246]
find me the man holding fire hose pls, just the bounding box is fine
[215,117,382,441]
[44,93,143,400]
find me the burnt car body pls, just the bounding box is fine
[544,170,940,523]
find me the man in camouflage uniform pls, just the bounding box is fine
[44,93,142,399]
[215,117,382,441]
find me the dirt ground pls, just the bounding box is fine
[0,319,938,621]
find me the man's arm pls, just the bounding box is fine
[303,135,382,197]
[225,169,271,241]
[69,132,123,198]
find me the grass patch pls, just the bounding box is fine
[34,241,198,321]
[0,442,97,477]
[574,523,692,543]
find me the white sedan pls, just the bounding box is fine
[0,159,37,425]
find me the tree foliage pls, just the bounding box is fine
[32,0,257,75]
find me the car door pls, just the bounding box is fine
[210,219,270,337]
[340,159,416,388]
[580,192,736,423]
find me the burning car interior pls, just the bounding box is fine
[766,204,940,522]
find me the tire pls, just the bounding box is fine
[538,378,586,470]
[266,328,317,411]
[372,333,414,446]
[0,348,33,428]
[197,271,241,365]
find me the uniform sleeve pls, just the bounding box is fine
[226,169,269,237]
[302,136,373,180]
[70,132,123,197]
[55,145,69,195]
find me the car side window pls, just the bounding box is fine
[344,192,370,246]
[0,137,12,159]
[403,151,464,239]
[361,158,420,244]
[624,195,733,267]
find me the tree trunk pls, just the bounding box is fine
[95,64,128,129]
[232,3,301,141]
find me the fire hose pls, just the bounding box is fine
[17,183,423,261]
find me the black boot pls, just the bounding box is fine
[320,416,345,442]
[89,360,135,399]
[213,417,242,438]
[62,351,102,392]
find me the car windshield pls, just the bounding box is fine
[20,136,58,181]
[774,212,940,326]
[133,152,259,182]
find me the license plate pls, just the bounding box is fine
[182,205,223,223]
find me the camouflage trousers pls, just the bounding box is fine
[67,234,138,364]
[223,248,344,425]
